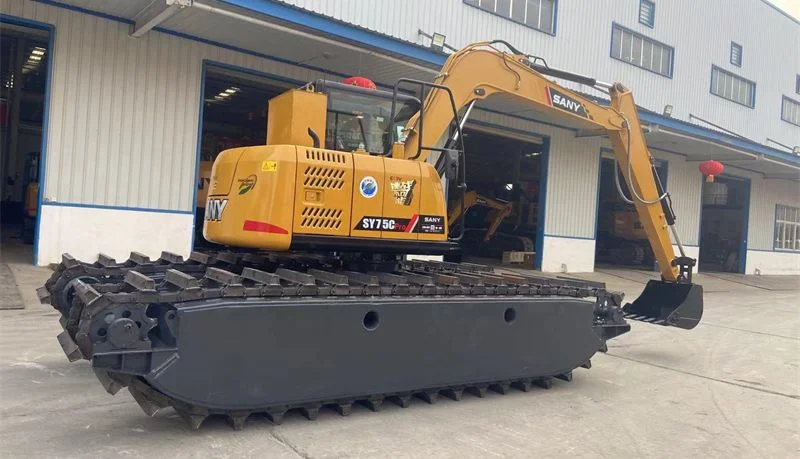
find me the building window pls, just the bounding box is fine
[710,66,756,108]
[639,0,655,28]
[610,24,674,77]
[730,42,742,67]
[782,96,800,126]
[775,205,800,251]
[463,0,557,34]
[796,74,799,95]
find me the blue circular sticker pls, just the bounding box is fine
[360,176,378,198]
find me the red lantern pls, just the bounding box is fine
[699,160,724,183]
[343,76,376,90]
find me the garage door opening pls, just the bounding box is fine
[449,126,544,267]
[194,64,295,247]
[699,175,750,273]
[0,20,51,264]
[595,154,667,269]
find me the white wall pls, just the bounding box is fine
[37,205,193,265]
[745,250,800,275]
[541,236,595,273]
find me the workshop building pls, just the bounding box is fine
[1,0,798,274]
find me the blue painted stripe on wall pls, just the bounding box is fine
[42,201,194,215]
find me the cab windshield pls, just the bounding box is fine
[323,86,420,155]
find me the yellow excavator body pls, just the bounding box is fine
[203,144,448,250]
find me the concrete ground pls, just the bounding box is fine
[1,243,798,458]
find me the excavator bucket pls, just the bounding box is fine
[622,280,703,330]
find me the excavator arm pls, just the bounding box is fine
[401,41,684,282]
[400,41,702,329]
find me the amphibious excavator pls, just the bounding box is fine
[39,41,703,430]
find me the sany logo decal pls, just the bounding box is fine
[205,199,228,221]
[546,87,589,119]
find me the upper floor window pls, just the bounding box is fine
[775,205,800,252]
[464,0,557,34]
[796,74,799,94]
[639,0,655,28]
[730,42,742,67]
[610,24,674,77]
[710,66,755,108]
[782,96,800,127]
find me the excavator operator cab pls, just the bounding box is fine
[310,80,421,156]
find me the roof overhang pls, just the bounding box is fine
[37,0,442,88]
[642,121,800,182]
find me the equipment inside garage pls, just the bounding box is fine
[194,66,292,245]
[699,175,749,273]
[595,155,667,267]
[0,24,49,248]
[450,126,543,265]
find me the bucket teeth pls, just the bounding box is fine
[333,402,353,416]
[556,371,573,382]
[300,405,321,421]
[442,388,463,401]
[228,412,250,430]
[417,391,439,404]
[535,377,553,390]
[581,360,592,369]
[390,395,413,408]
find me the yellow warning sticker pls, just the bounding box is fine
[261,160,277,172]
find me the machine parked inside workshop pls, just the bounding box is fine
[447,189,535,257]
[39,41,703,430]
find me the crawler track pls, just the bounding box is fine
[39,250,630,430]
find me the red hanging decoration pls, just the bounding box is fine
[699,160,724,183]
[342,76,377,90]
